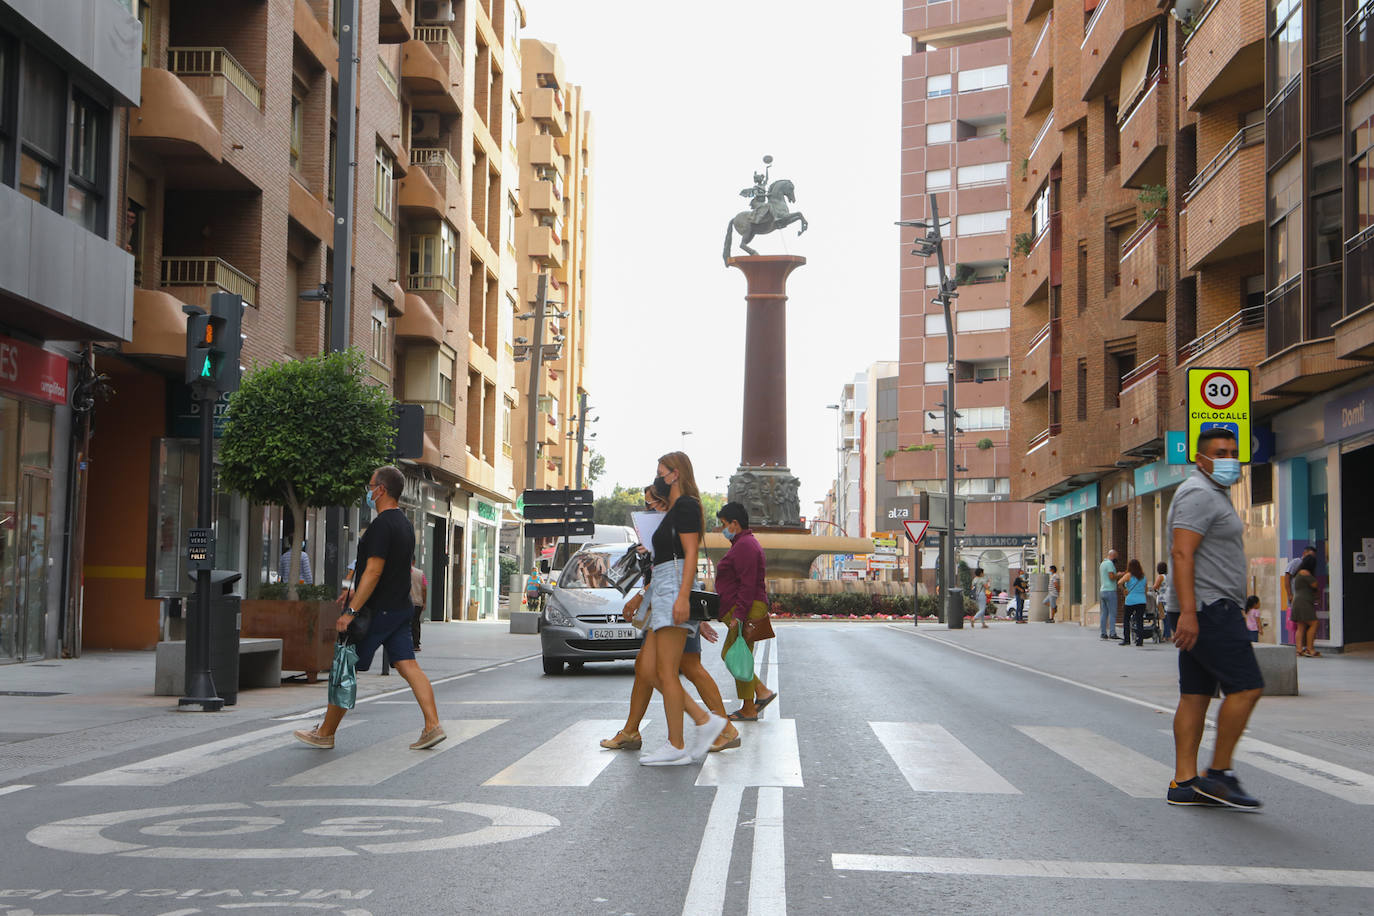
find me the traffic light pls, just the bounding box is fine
[182,293,244,392]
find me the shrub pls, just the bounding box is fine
[977,437,994,450]
[1014,231,1035,257]
[256,583,336,601]
[768,593,915,618]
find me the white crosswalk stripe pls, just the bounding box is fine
[483,719,635,787]
[1198,732,1374,805]
[276,720,505,787]
[1017,726,1173,798]
[697,720,802,788]
[62,723,314,787]
[870,722,1020,794]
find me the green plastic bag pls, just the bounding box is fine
[328,639,358,709]
[722,629,755,682]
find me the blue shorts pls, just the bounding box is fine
[684,633,702,655]
[1178,599,1264,696]
[355,608,416,671]
[647,558,698,637]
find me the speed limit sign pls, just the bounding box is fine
[1187,367,1251,462]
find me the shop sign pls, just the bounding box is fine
[0,333,68,405]
[956,534,1037,548]
[1186,367,1252,461]
[401,474,447,515]
[168,383,231,438]
[1165,430,1189,465]
[1323,385,1374,444]
[471,498,497,523]
[1133,459,1188,496]
[1045,482,1098,522]
[883,498,914,523]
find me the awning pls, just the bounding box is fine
[1118,27,1159,120]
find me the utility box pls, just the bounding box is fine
[1028,572,1050,622]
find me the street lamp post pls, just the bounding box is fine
[680,430,693,452]
[898,196,963,629]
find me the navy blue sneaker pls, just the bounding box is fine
[1194,770,1263,810]
[1166,779,1224,807]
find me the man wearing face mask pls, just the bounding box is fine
[1165,428,1263,810]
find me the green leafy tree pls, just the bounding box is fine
[700,491,725,527]
[219,349,395,598]
[586,451,605,484]
[593,484,644,525]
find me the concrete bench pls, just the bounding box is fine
[1253,644,1298,696]
[154,638,284,696]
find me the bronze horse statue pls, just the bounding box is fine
[723,179,808,264]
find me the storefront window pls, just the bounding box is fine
[467,498,497,619]
[0,397,55,662]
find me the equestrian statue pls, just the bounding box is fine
[723,155,808,264]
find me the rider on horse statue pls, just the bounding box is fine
[724,155,808,263]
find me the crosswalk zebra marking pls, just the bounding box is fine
[276,719,505,787]
[697,720,802,788]
[1195,732,1374,805]
[483,719,632,787]
[1017,726,1172,798]
[870,722,1020,795]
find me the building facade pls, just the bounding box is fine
[0,0,141,662]
[862,361,906,578]
[897,0,1039,593]
[512,38,592,494]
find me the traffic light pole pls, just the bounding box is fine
[180,381,223,711]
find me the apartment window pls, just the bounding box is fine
[1105,346,1136,408]
[1031,186,1052,239]
[504,194,517,248]
[438,344,457,410]
[1270,0,1303,97]
[958,162,1007,187]
[439,221,458,287]
[957,308,1011,332]
[290,95,303,171]
[374,145,394,221]
[924,361,946,383]
[1077,243,1089,314]
[1269,155,1302,283]
[959,65,1008,93]
[1076,126,1088,200]
[1104,100,1120,169]
[502,396,514,457]
[937,407,1009,430]
[927,74,952,98]
[1076,359,1088,420]
[369,294,391,369]
[409,221,458,291]
[327,122,337,203]
[955,210,1010,236]
[926,122,952,145]
[926,168,951,190]
[924,266,943,287]
[1353,94,1374,234]
[1310,134,1342,265]
[19,51,64,210]
[0,37,11,173]
[925,313,947,335]
[66,93,106,233]
[127,200,145,285]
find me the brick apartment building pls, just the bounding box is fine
[512,39,592,493]
[1008,0,1374,647]
[897,0,1039,594]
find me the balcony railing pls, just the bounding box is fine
[1186,122,1263,202]
[407,271,458,302]
[1347,0,1374,97]
[1029,109,1056,160]
[168,47,263,109]
[1119,354,1161,393]
[1266,77,1301,169]
[1345,224,1374,317]
[414,25,461,62]
[1032,11,1054,57]
[1027,426,1060,452]
[1082,0,1111,42]
[1028,321,1052,352]
[161,256,259,308]
[403,398,456,424]
[410,146,461,182]
[377,56,398,96]
[1178,305,1265,363]
[1265,275,1303,354]
[1181,0,1220,50]
[1119,218,1158,258]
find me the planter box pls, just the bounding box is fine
[241,599,338,682]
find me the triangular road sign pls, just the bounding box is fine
[902,520,930,545]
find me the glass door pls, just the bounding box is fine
[17,473,51,659]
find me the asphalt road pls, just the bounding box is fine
[2,623,1372,916]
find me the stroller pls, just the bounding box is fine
[1138,590,1164,644]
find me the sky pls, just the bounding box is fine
[519,1,908,513]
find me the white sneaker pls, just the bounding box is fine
[639,741,692,767]
[686,713,727,762]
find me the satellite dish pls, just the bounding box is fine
[763,155,774,164]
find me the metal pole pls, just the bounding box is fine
[574,390,587,489]
[523,274,549,573]
[324,0,359,592]
[930,195,963,629]
[181,386,222,710]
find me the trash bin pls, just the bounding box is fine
[189,570,243,705]
[1028,572,1050,622]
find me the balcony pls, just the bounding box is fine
[1119,75,1167,189]
[1019,109,1059,210]
[1183,0,1264,111]
[1021,320,1054,402]
[1118,219,1168,321]
[1079,0,1159,101]
[401,35,459,114]
[1183,124,1263,270]
[160,256,258,309]
[1118,356,1166,456]
[294,0,339,78]
[409,147,461,212]
[1017,424,1067,501]
[168,47,262,110]
[378,0,414,43]
[1018,212,1060,305]
[529,134,564,174]
[1023,12,1054,117]
[1178,305,1266,367]
[1259,267,1370,396]
[528,87,567,137]
[528,225,566,268]
[1338,227,1374,359]
[398,162,445,220]
[528,178,559,214]
[129,67,222,162]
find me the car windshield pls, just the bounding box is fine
[558,548,617,589]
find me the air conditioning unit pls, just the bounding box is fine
[418,0,454,23]
[411,112,441,140]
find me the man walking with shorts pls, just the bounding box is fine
[1099,549,1120,640]
[295,465,446,751]
[1166,428,1263,809]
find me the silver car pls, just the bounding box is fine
[539,543,644,675]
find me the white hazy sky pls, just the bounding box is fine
[520,1,908,512]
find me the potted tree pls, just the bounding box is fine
[219,349,395,680]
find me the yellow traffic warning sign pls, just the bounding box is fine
[1186,367,1251,462]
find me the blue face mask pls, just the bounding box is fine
[723,527,737,541]
[1208,458,1241,487]
[365,485,378,510]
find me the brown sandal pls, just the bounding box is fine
[599,729,642,750]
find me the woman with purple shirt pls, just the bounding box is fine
[715,502,778,720]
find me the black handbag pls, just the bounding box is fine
[688,589,720,621]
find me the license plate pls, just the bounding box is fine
[590,628,637,640]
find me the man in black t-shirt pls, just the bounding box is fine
[294,465,446,751]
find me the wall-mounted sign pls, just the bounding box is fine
[0,334,68,405]
[1323,384,1374,444]
[1045,482,1098,522]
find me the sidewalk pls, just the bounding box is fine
[0,621,541,783]
[905,618,1374,771]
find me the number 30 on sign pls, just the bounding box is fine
[1186,367,1251,462]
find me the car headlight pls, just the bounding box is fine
[544,602,576,627]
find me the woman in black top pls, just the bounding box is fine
[635,451,728,766]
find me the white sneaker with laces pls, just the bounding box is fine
[686,713,727,762]
[639,741,692,766]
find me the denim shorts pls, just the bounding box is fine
[647,558,698,636]
[355,607,416,671]
[1178,598,1264,696]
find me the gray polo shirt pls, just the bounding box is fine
[1166,469,1247,610]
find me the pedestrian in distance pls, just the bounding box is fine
[1290,554,1321,657]
[714,501,778,721]
[1012,573,1028,622]
[409,564,428,652]
[1044,565,1060,622]
[1155,562,1172,639]
[634,452,728,766]
[279,540,313,585]
[1281,545,1317,630]
[601,487,739,754]
[1244,595,1263,644]
[970,568,990,628]
[294,465,446,752]
[1099,549,1121,640]
[1117,559,1148,646]
[1166,428,1264,810]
